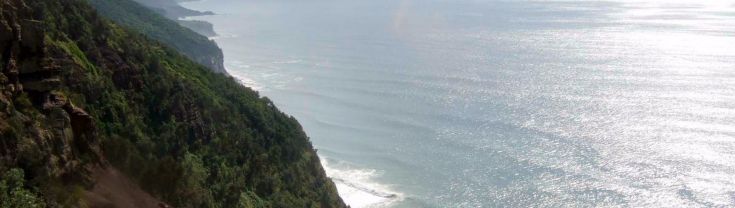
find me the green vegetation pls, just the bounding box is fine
[130,0,213,19]
[88,0,227,73]
[0,0,344,207]
[0,169,46,208]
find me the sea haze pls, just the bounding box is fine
[182,0,735,207]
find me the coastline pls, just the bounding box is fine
[177,18,218,37]
[131,1,735,207]
[320,159,402,208]
[131,0,219,37]
[176,1,402,207]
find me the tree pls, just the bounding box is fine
[0,169,46,208]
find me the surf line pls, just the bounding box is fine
[330,177,399,199]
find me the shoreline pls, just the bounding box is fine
[177,18,218,37]
[176,1,402,207]
[321,158,402,208]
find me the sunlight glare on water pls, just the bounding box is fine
[183,0,735,206]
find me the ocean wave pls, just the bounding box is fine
[331,178,398,199]
[321,159,401,208]
[208,33,239,40]
[272,59,304,64]
[224,64,263,91]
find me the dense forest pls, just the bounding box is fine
[124,0,218,37]
[88,0,226,73]
[130,0,213,19]
[0,0,345,207]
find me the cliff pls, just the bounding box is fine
[0,0,345,207]
[125,0,218,37]
[130,0,213,19]
[88,0,226,74]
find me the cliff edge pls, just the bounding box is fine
[0,0,345,207]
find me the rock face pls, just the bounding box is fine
[0,0,101,193]
[0,1,154,207]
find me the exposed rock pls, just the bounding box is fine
[19,19,43,53]
[21,78,60,91]
[1,0,101,194]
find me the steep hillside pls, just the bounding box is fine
[130,0,212,19]
[123,0,218,37]
[88,0,226,73]
[0,0,345,207]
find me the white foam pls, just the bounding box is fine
[272,59,304,64]
[225,61,263,91]
[208,33,239,41]
[231,73,262,91]
[321,159,401,208]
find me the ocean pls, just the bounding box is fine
[181,0,735,207]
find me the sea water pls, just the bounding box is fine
[181,0,735,207]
